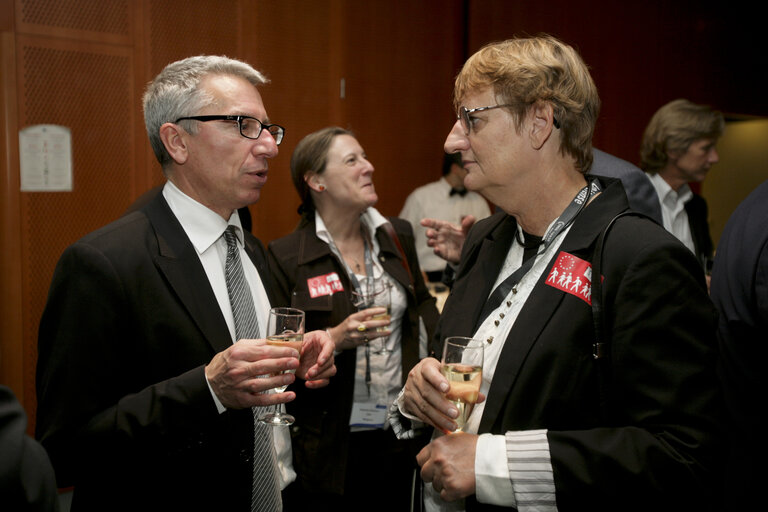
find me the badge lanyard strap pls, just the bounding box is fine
[328,225,376,395]
[353,237,376,396]
[475,178,601,329]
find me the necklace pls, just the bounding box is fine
[339,227,368,275]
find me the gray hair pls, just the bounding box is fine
[142,55,268,168]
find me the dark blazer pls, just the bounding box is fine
[710,179,768,511]
[36,193,276,511]
[437,177,722,510]
[685,193,714,266]
[267,216,439,495]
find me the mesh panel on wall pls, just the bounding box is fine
[19,0,130,36]
[17,37,133,422]
[148,0,241,74]
[245,2,337,242]
[142,0,242,189]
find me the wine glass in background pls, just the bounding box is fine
[440,336,484,433]
[259,307,305,426]
[352,277,392,355]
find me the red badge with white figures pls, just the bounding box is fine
[545,251,594,305]
[307,272,344,298]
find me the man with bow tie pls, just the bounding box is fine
[399,152,491,283]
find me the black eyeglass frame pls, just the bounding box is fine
[174,115,285,145]
[457,104,560,135]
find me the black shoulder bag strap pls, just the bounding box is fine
[383,222,414,286]
[591,210,655,420]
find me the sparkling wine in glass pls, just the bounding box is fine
[440,336,484,433]
[259,307,304,426]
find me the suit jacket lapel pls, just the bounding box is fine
[439,214,516,347]
[143,194,233,354]
[479,177,629,432]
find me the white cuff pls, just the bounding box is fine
[475,433,516,506]
[206,376,226,414]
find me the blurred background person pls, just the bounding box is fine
[640,98,725,272]
[399,152,491,284]
[268,126,439,510]
[591,148,661,224]
[710,179,768,511]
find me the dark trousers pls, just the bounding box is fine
[283,429,421,511]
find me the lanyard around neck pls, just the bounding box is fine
[474,177,601,330]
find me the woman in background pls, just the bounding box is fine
[268,126,438,509]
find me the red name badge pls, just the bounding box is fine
[545,251,594,305]
[307,272,344,298]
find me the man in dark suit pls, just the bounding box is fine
[393,36,721,510]
[640,98,725,270]
[35,56,335,511]
[710,179,768,511]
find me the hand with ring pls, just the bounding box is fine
[325,307,391,351]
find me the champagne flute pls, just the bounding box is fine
[352,278,392,355]
[440,336,484,433]
[258,307,304,426]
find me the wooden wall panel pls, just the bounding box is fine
[141,0,245,193]
[15,0,131,44]
[242,0,343,242]
[1,28,24,400]
[15,35,134,422]
[242,0,465,242]
[343,0,465,219]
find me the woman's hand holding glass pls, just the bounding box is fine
[351,278,392,354]
[402,338,485,435]
[327,307,391,351]
[440,337,484,433]
[294,329,337,388]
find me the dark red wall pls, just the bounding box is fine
[466,0,766,166]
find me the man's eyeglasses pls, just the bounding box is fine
[457,104,560,135]
[174,115,285,145]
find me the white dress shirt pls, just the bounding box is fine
[162,181,295,488]
[646,172,696,254]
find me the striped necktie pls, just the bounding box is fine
[222,226,282,512]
